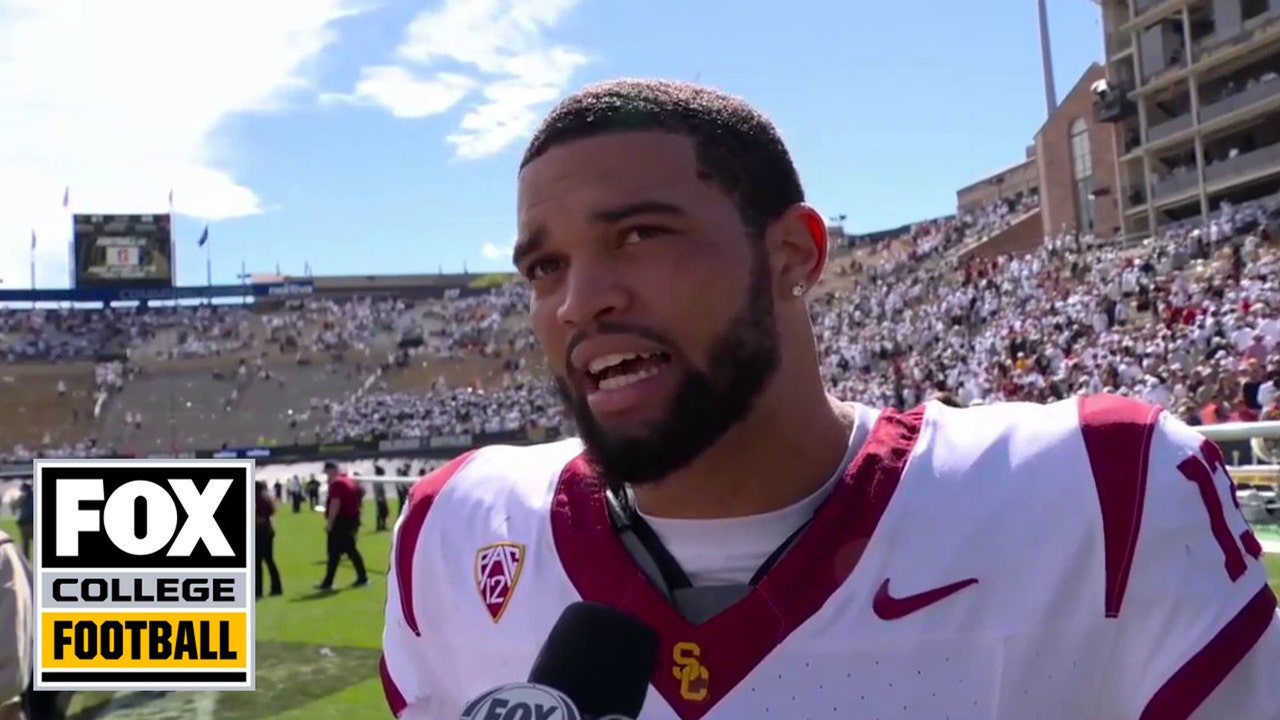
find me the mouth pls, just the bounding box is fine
[583,350,673,392]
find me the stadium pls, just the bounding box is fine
[4,0,1280,718]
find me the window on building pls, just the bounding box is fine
[1069,117,1096,231]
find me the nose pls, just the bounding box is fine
[555,258,629,328]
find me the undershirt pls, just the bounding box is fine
[634,403,879,586]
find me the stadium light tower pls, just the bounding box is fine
[1038,0,1059,118]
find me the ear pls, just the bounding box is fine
[765,204,828,297]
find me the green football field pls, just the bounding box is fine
[2,511,1279,720]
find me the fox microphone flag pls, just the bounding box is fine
[454,601,659,720]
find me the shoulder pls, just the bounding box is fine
[916,394,1266,600]
[918,393,1166,478]
[915,393,1195,522]
[386,439,583,637]
[398,438,585,539]
[894,395,1172,573]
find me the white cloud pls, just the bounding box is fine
[334,0,591,160]
[319,66,476,118]
[480,241,513,261]
[0,0,359,288]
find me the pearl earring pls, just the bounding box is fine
[791,284,805,297]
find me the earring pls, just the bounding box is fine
[791,284,805,297]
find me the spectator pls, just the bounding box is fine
[255,481,283,598]
[0,528,31,720]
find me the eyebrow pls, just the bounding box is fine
[511,199,689,267]
[511,228,545,268]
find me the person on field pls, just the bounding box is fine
[0,528,30,720]
[255,481,283,598]
[315,461,368,590]
[15,484,32,559]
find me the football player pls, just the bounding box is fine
[381,79,1279,720]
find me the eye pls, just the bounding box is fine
[621,225,671,245]
[523,257,564,281]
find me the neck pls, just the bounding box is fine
[631,381,854,520]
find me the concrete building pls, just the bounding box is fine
[1096,0,1280,236]
[951,64,1123,261]
[1035,64,1123,237]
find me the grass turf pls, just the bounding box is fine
[1,512,1278,720]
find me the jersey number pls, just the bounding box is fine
[1176,439,1263,582]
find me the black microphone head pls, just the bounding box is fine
[527,601,659,719]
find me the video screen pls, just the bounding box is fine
[73,214,174,289]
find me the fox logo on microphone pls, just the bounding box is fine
[460,683,582,720]
[32,458,256,692]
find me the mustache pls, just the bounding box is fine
[564,320,677,374]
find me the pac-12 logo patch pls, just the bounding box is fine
[32,458,256,692]
[474,542,525,623]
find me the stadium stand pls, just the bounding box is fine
[3,189,1280,464]
[98,363,370,453]
[381,353,539,392]
[0,363,98,452]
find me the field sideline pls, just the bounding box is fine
[2,509,1279,720]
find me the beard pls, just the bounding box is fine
[554,250,780,489]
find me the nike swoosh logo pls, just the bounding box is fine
[872,577,979,620]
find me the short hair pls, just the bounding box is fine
[933,392,963,408]
[521,79,804,237]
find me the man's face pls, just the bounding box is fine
[516,132,780,487]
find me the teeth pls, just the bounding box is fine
[597,365,661,391]
[587,351,657,375]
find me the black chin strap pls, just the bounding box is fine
[605,487,810,624]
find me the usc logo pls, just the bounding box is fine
[671,642,709,701]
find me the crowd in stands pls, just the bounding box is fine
[1,307,114,362]
[817,194,1280,430]
[4,189,1280,463]
[855,190,1040,268]
[324,379,563,441]
[261,297,406,356]
[392,282,538,361]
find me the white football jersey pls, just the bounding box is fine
[381,395,1280,720]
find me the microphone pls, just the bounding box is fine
[527,601,659,719]
[460,601,660,720]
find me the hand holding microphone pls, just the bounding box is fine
[459,601,659,720]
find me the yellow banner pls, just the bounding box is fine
[41,612,248,670]
[1233,470,1279,486]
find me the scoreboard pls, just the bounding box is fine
[73,214,174,289]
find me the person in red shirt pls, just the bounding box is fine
[255,481,283,598]
[315,461,368,590]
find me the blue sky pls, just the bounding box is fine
[0,0,1104,289]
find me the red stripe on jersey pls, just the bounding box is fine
[394,450,478,636]
[1078,394,1161,618]
[1139,586,1277,720]
[379,653,408,718]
